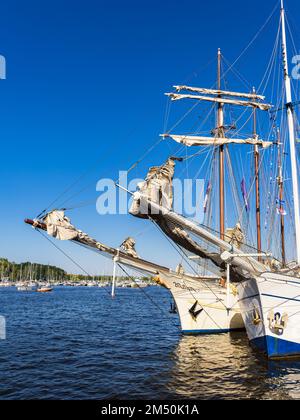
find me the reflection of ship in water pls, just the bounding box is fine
[166,334,300,400]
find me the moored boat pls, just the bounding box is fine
[36,286,53,293]
[235,1,300,359]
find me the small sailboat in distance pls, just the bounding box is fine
[36,263,53,293]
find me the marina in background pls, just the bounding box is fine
[0,257,152,289]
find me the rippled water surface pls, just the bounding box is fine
[1,286,300,400]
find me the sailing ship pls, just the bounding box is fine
[25,1,300,358]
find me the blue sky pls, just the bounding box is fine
[0,0,299,274]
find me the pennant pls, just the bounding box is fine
[276,207,287,216]
[203,182,212,214]
[276,199,286,205]
[241,178,250,212]
[276,197,287,216]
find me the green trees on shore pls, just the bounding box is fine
[0,258,114,283]
[0,258,152,284]
[0,258,66,282]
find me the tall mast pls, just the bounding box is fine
[281,0,300,264]
[277,128,286,265]
[253,88,262,260]
[218,48,225,240]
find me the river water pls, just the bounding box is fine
[0,286,300,400]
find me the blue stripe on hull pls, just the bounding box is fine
[251,336,300,359]
[182,328,245,335]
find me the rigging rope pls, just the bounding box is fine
[221,2,279,82]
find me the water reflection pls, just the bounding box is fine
[167,333,300,399]
[1,286,300,399]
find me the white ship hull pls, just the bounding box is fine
[237,272,300,359]
[157,271,244,334]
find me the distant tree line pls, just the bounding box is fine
[0,258,135,283]
[0,258,67,282]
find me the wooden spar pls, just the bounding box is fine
[24,219,171,276]
[25,218,47,230]
[173,85,266,101]
[253,90,262,261]
[277,129,286,266]
[24,217,224,282]
[218,49,225,241]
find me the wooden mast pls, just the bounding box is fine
[277,128,286,266]
[218,48,225,240]
[253,88,262,260]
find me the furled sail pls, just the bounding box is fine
[162,134,273,149]
[225,224,244,249]
[173,85,266,101]
[129,158,240,279]
[40,210,116,254]
[165,93,272,111]
[130,157,176,219]
[120,237,139,258]
[43,210,80,241]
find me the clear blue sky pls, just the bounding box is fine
[0,0,299,274]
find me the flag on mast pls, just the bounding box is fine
[203,182,212,214]
[241,178,250,212]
